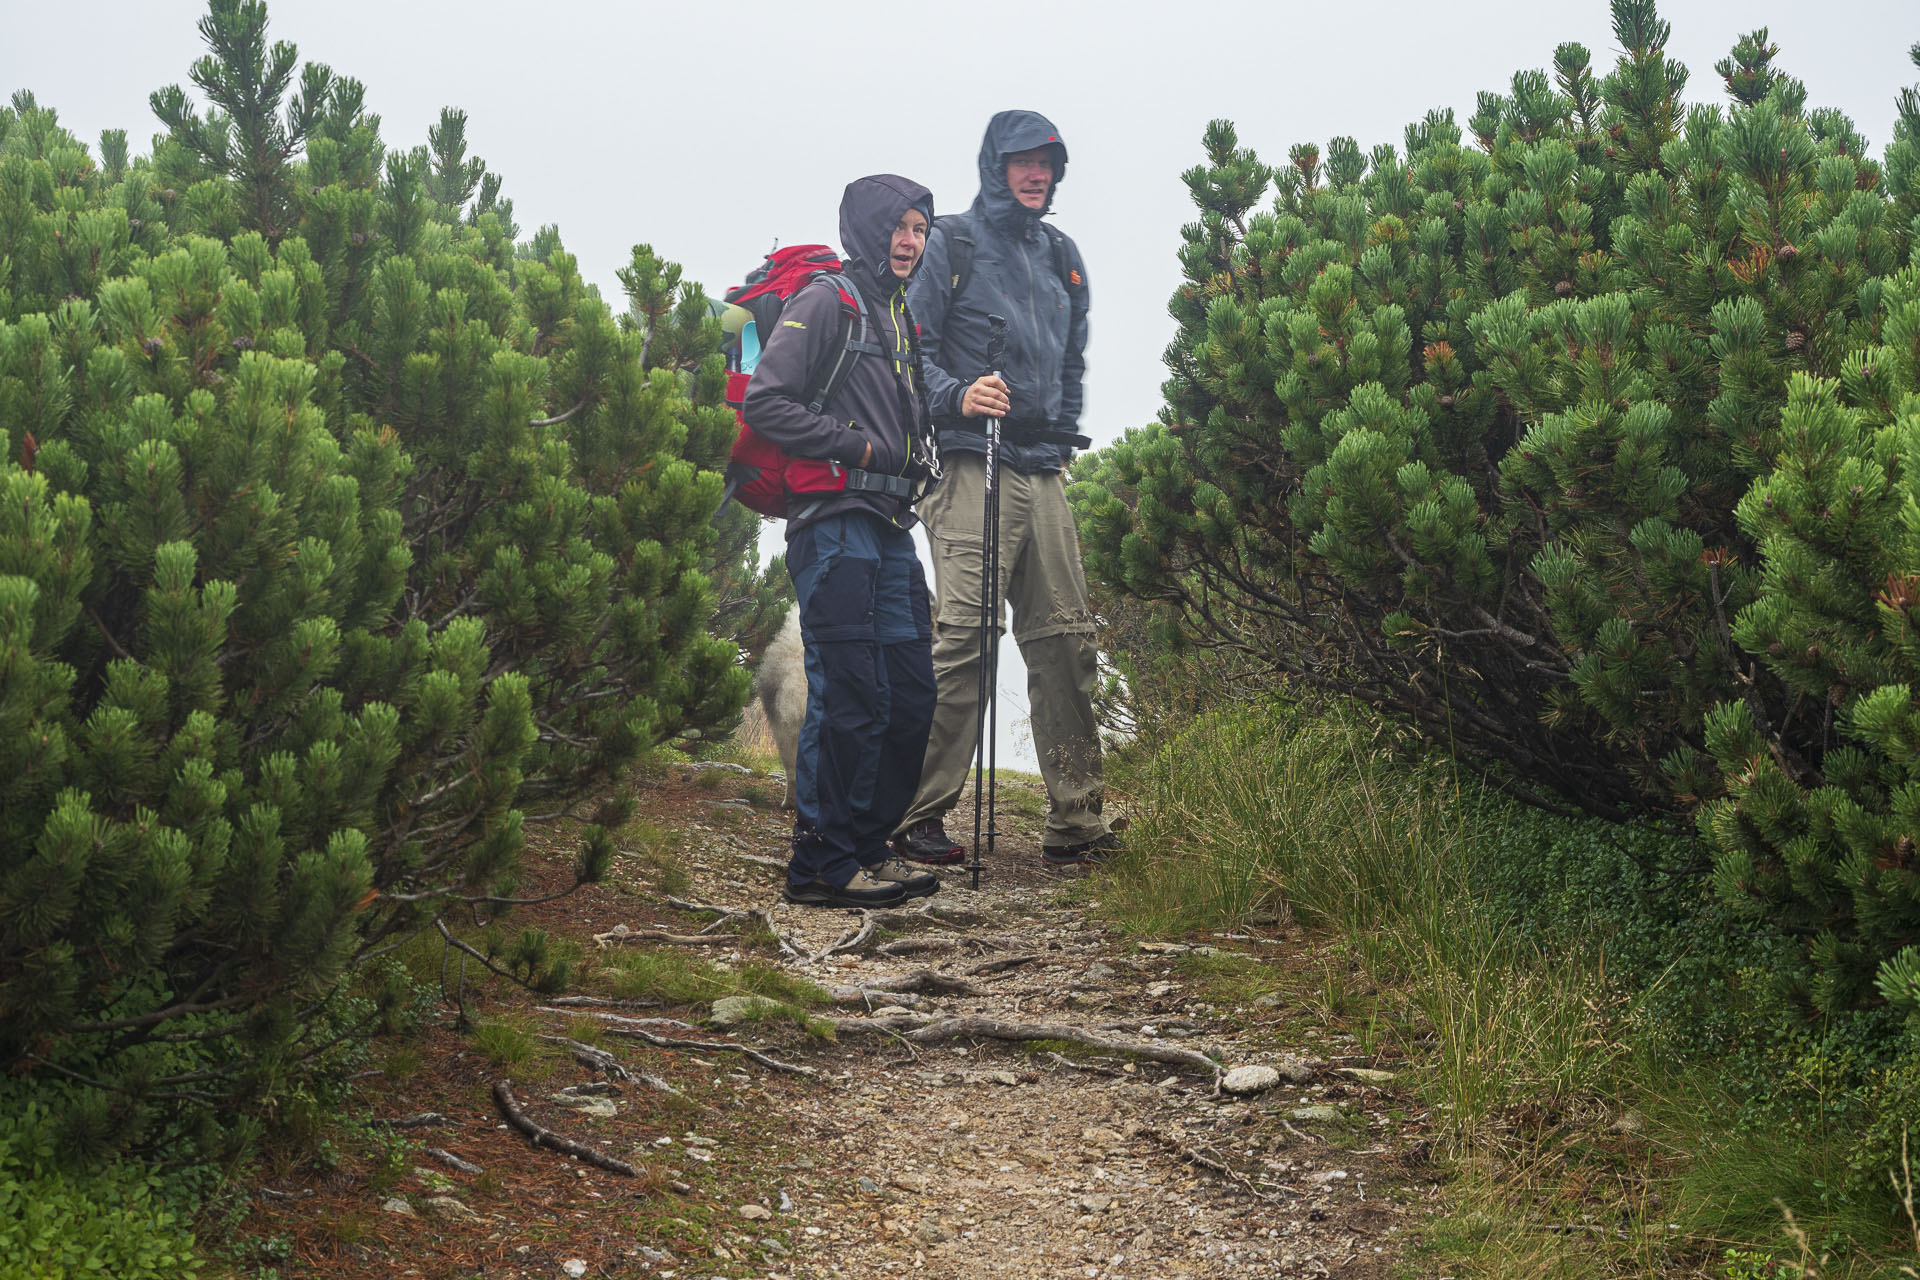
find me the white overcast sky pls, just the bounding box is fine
[7,0,1914,772]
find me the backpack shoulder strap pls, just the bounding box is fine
[936,213,975,300]
[1040,222,1081,294]
[803,273,882,416]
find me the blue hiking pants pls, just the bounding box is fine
[786,511,936,889]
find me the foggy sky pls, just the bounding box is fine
[6,0,1915,770]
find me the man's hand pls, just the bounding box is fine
[960,375,1011,420]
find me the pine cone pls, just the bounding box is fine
[141,338,163,357]
[1438,394,1456,409]
[1554,280,1573,297]
[1785,330,1806,351]
[1777,242,1799,261]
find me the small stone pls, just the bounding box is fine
[1080,1126,1121,1149]
[739,1203,772,1221]
[857,1177,882,1194]
[1077,1192,1113,1214]
[425,1195,480,1221]
[1335,1067,1397,1084]
[1086,963,1116,981]
[684,1134,718,1146]
[1251,993,1284,1009]
[690,761,752,774]
[1146,982,1179,998]
[380,1197,415,1216]
[1289,1104,1344,1123]
[709,995,782,1029]
[562,1260,589,1278]
[913,1215,954,1245]
[1222,1065,1282,1096]
[548,1094,616,1118]
[986,1071,1020,1086]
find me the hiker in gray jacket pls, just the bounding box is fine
[744,174,944,909]
[891,110,1122,870]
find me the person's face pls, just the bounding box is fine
[1005,148,1055,211]
[890,208,929,278]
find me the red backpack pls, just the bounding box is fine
[717,245,919,519]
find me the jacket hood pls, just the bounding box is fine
[975,109,1069,234]
[839,174,934,302]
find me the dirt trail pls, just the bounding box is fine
[236,761,1440,1279]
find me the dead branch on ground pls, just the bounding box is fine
[370,1111,462,1129]
[425,1147,483,1175]
[491,1079,637,1176]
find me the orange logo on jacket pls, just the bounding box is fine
[1069,270,1082,285]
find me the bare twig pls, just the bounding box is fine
[529,396,589,427]
[256,1186,315,1201]
[491,1079,637,1177]
[1141,1125,1282,1200]
[435,920,532,988]
[1045,1051,1125,1077]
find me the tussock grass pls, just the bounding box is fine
[597,950,829,1010]
[1104,699,1920,1276]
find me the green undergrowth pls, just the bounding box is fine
[1101,699,1920,1277]
[0,1098,205,1280]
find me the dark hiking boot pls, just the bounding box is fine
[1041,832,1125,867]
[782,868,909,909]
[866,856,940,899]
[892,818,966,866]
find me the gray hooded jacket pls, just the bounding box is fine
[906,109,1089,475]
[743,174,936,531]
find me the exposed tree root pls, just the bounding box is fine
[834,1013,1222,1079]
[593,924,739,947]
[954,952,1048,976]
[543,994,664,1009]
[491,1079,637,1177]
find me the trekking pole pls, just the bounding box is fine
[970,315,1008,892]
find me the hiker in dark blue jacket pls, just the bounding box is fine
[744,174,944,909]
[893,111,1122,870]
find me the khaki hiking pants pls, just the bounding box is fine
[899,452,1107,849]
